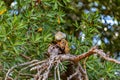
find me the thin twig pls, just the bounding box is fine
[67,71,78,80]
[5,60,38,80]
[20,53,31,60]
[57,61,61,80]
[95,49,120,64]
[83,57,89,80]
[54,66,57,80]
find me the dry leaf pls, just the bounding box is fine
[37,27,43,32]
[0,9,7,15]
[57,16,60,24]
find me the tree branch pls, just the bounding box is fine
[60,46,120,64]
[5,46,120,80]
[95,49,120,64]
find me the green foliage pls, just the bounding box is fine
[87,56,120,80]
[0,0,120,79]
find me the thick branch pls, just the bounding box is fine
[5,46,120,80]
[60,46,120,64]
[72,46,97,62]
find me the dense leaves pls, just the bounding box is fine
[0,0,120,79]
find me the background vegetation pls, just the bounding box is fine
[0,0,120,79]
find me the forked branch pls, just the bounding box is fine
[5,46,120,80]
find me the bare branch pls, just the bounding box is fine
[5,60,38,80]
[63,46,120,64]
[20,53,31,60]
[5,46,120,80]
[72,46,97,62]
[95,49,120,64]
